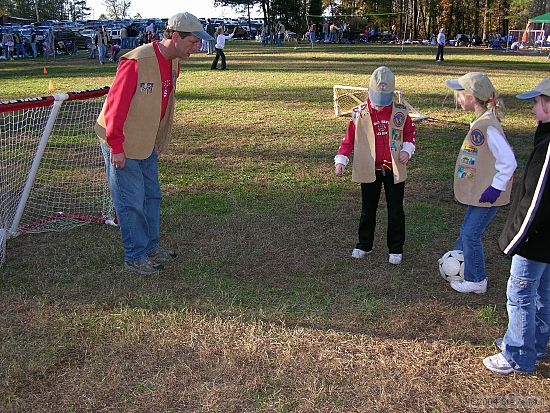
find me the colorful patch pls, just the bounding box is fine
[457,166,476,179]
[469,129,485,146]
[139,82,154,94]
[390,140,398,151]
[462,144,478,156]
[393,112,406,127]
[461,155,476,166]
[391,129,403,142]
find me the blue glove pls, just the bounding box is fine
[479,186,501,204]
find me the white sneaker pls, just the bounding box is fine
[450,278,487,294]
[351,248,371,259]
[483,353,514,375]
[388,253,402,265]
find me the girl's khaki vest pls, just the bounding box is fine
[453,113,512,207]
[95,43,178,160]
[351,102,409,184]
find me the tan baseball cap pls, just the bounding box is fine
[516,77,550,99]
[445,72,495,101]
[167,12,214,41]
[369,66,395,107]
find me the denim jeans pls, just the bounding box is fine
[98,44,106,64]
[502,255,550,372]
[453,205,499,282]
[31,42,37,58]
[101,144,162,263]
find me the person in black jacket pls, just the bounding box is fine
[483,76,550,375]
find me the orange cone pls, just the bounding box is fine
[43,67,47,75]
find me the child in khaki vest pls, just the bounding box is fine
[444,72,516,294]
[334,66,417,265]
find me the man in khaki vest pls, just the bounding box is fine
[95,12,213,275]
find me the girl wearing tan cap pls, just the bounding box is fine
[444,72,517,294]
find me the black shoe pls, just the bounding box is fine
[211,67,218,70]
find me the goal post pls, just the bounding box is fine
[0,87,115,267]
[333,84,428,122]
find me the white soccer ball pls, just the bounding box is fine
[438,250,465,282]
[294,46,297,50]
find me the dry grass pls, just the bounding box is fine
[1,43,549,412]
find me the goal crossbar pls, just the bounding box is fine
[333,84,428,122]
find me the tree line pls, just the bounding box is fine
[216,0,549,39]
[1,0,548,40]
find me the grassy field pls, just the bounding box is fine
[1,43,549,412]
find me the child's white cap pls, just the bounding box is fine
[369,66,395,107]
[445,72,496,102]
[516,77,550,99]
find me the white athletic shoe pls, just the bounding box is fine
[450,278,487,294]
[483,353,514,375]
[388,253,402,265]
[351,248,371,259]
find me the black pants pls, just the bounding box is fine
[436,44,444,61]
[211,47,226,69]
[357,170,405,254]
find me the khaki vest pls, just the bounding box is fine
[95,43,178,159]
[453,113,512,207]
[351,102,409,184]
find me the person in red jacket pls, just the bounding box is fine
[334,66,416,265]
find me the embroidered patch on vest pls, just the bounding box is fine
[391,129,403,142]
[393,112,405,128]
[461,155,476,166]
[140,82,154,94]
[462,144,478,156]
[457,166,476,179]
[469,129,485,146]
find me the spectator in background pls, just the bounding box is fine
[276,21,285,47]
[94,26,109,65]
[323,20,329,43]
[206,18,216,54]
[2,30,14,60]
[43,28,55,61]
[30,29,37,58]
[436,27,446,61]
[309,22,316,48]
[127,25,138,48]
[109,43,121,62]
[364,27,370,43]
[120,26,128,49]
[329,22,339,43]
[211,26,237,70]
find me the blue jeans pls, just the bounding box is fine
[101,144,161,263]
[98,44,106,64]
[277,33,283,46]
[453,205,499,282]
[309,31,315,47]
[503,255,550,372]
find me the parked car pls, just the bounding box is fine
[52,29,91,54]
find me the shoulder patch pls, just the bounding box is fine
[393,112,406,127]
[469,129,485,146]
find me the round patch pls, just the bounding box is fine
[470,129,485,146]
[393,112,405,127]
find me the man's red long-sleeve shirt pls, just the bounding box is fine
[104,41,180,154]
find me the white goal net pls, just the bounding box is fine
[0,88,115,267]
[333,84,428,122]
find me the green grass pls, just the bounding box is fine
[1,43,549,412]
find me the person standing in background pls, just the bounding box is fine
[436,27,446,62]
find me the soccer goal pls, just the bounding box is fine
[0,87,115,267]
[333,85,428,122]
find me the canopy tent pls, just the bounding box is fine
[529,12,550,23]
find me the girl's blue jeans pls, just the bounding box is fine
[453,205,499,282]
